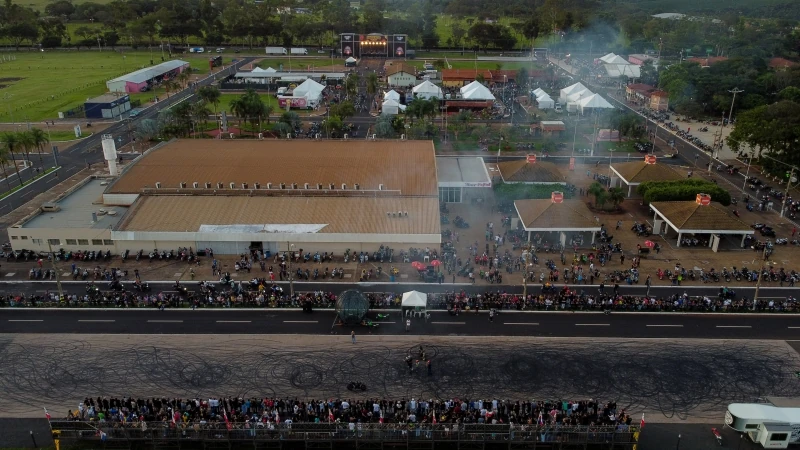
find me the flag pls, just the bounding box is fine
[44,407,51,421]
[223,406,232,431]
[640,413,645,429]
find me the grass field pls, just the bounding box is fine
[0,51,217,122]
[217,93,279,114]
[257,57,343,71]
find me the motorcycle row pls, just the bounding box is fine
[656,266,799,284]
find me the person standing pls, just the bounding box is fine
[406,319,411,332]
[351,331,356,344]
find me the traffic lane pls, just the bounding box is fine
[2,309,799,338]
[0,280,794,299]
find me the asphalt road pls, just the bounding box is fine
[0,279,794,298]
[2,306,799,337]
[0,58,253,225]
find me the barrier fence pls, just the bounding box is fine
[50,421,640,450]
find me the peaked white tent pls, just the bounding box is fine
[384,89,401,101]
[559,82,588,103]
[345,57,357,63]
[536,94,554,109]
[579,94,614,113]
[402,291,428,315]
[461,81,495,100]
[604,63,641,78]
[567,88,592,102]
[252,67,277,73]
[412,80,443,100]
[293,78,325,97]
[532,88,547,97]
[382,98,403,115]
[599,53,619,63]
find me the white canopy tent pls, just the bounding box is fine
[412,80,443,100]
[579,94,615,113]
[402,290,428,317]
[604,63,641,78]
[536,94,554,109]
[559,82,588,103]
[567,88,593,102]
[599,53,619,63]
[382,98,406,115]
[293,78,325,98]
[461,82,495,100]
[345,57,357,63]
[384,89,401,101]
[532,88,547,97]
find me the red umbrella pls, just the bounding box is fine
[429,259,442,267]
[644,240,656,248]
[411,261,425,270]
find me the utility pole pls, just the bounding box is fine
[752,245,770,310]
[47,240,64,301]
[288,243,295,299]
[780,166,796,218]
[522,245,532,300]
[717,87,743,158]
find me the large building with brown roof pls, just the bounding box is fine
[15,139,442,255]
[650,195,754,250]
[610,156,683,197]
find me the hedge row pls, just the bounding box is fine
[637,179,732,206]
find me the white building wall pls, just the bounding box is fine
[388,73,416,87]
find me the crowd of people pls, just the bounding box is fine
[62,395,633,432]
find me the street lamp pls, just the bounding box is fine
[46,240,64,301]
[521,245,532,299]
[288,243,295,299]
[496,136,504,164]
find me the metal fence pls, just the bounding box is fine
[51,421,639,449]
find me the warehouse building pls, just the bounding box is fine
[106,60,190,93]
[10,140,441,255]
[84,94,131,119]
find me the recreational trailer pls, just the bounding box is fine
[726,401,800,449]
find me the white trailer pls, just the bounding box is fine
[290,48,308,55]
[726,402,800,448]
[265,47,287,55]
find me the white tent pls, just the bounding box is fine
[382,99,400,115]
[559,82,588,103]
[384,89,401,101]
[603,63,641,78]
[461,81,495,100]
[412,80,443,100]
[536,94,554,109]
[605,55,629,65]
[532,88,547,97]
[567,88,593,102]
[579,94,615,113]
[599,53,618,63]
[345,57,357,63]
[293,78,325,98]
[402,290,428,313]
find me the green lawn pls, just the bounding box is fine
[48,130,93,141]
[0,51,215,122]
[257,57,342,71]
[217,93,279,115]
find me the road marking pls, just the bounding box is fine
[374,321,396,324]
[715,325,752,328]
[283,320,318,324]
[8,319,43,322]
[216,320,251,323]
[646,324,684,327]
[504,322,539,325]
[431,322,465,325]
[575,323,610,326]
[147,320,184,323]
[78,319,115,323]
[788,327,800,329]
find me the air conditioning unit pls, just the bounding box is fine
[304,183,310,189]
[192,182,199,189]
[267,183,273,189]
[254,182,260,189]
[329,183,335,190]
[217,182,224,189]
[205,182,211,189]
[229,182,235,189]
[317,183,323,189]
[242,183,248,189]
[354,183,360,190]
[155,182,161,189]
[341,183,347,190]
[280,183,286,189]
[179,182,187,188]
[291,183,297,189]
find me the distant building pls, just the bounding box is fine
[386,63,417,87]
[649,90,669,111]
[686,56,728,67]
[349,1,361,8]
[441,69,493,88]
[84,94,131,119]
[628,54,660,68]
[106,60,189,93]
[769,57,798,70]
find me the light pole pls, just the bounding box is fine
[521,245,532,300]
[496,136,504,164]
[780,166,796,218]
[288,243,295,299]
[46,240,64,301]
[753,245,771,310]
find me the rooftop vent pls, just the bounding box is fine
[242,183,248,189]
[378,184,384,190]
[179,182,187,189]
[304,183,310,189]
[280,183,286,189]
[193,182,199,189]
[155,182,161,189]
[341,183,347,190]
[329,183,335,190]
[107,210,117,216]
[205,182,211,189]
[217,182,224,189]
[354,183,360,190]
[267,183,273,189]
[229,182,236,189]
[696,193,711,205]
[254,182,261,189]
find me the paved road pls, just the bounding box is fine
[1,306,799,337]
[0,279,794,298]
[0,59,253,223]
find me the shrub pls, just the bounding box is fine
[638,179,731,206]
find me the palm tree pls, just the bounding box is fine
[17,131,36,175]
[0,146,13,191]
[366,72,378,110]
[0,132,24,186]
[163,80,178,98]
[608,187,625,210]
[29,127,49,168]
[177,70,191,89]
[345,73,359,100]
[229,96,247,130]
[197,86,221,115]
[588,182,608,209]
[190,101,212,135]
